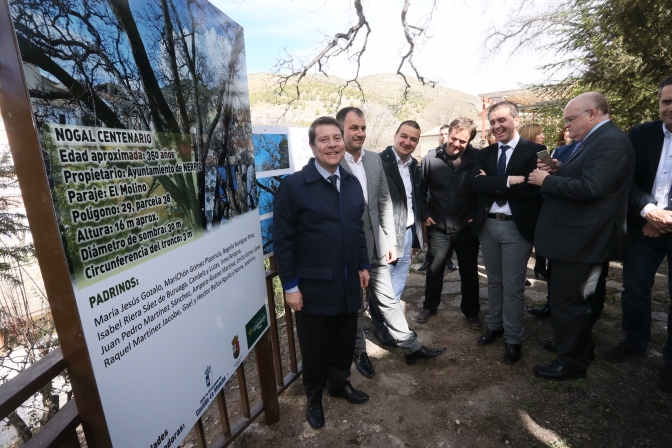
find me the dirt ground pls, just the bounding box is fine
[182,253,672,448]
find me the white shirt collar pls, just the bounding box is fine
[344,150,364,164]
[498,134,520,150]
[392,148,413,167]
[663,122,672,139]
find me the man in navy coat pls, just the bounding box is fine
[273,116,371,428]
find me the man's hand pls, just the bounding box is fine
[476,169,486,176]
[528,169,549,186]
[642,223,662,238]
[386,246,398,264]
[537,158,559,173]
[644,209,672,232]
[424,217,436,226]
[359,269,370,288]
[285,290,303,312]
[509,175,525,185]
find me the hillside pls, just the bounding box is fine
[248,73,481,151]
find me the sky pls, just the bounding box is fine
[210,0,561,97]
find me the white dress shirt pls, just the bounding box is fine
[393,150,415,227]
[489,134,521,215]
[344,150,368,204]
[641,123,672,216]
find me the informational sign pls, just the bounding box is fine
[252,126,307,257]
[5,0,268,446]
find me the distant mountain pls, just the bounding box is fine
[248,73,481,152]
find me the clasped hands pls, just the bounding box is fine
[284,269,370,312]
[643,209,672,238]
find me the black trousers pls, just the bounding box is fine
[547,261,608,326]
[549,260,606,370]
[423,226,480,317]
[295,312,357,403]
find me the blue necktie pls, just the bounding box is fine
[328,174,338,191]
[569,141,582,156]
[495,145,509,206]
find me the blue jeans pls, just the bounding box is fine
[621,233,672,364]
[389,228,413,301]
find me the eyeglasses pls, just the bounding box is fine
[563,109,591,125]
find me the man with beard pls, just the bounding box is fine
[416,118,481,328]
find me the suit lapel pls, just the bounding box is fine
[558,121,613,171]
[506,140,527,175]
[488,145,498,175]
[648,125,665,181]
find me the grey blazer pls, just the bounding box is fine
[340,150,397,262]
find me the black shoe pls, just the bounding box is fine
[328,383,369,404]
[416,309,437,323]
[418,260,429,271]
[602,343,648,362]
[533,361,587,381]
[660,364,672,393]
[534,265,549,282]
[306,402,325,428]
[354,353,375,378]
[543,341,557,353]
[504,343,521,364]
[525,279,532,286]
[527,304,551,317]
[373,329,398,347]
[446,261,457,271]
[476,328,504,345]
[467,316,483,330]
[405,346,446,365]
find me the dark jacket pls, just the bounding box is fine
[467,139,544,241]
[418,144,479,233]
[551,142,578,164]
[535,121,635,263]
[273,159,369,315]
[379,146,424,254]
[627,120,666,237]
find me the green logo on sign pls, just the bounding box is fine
[245,305,268,349]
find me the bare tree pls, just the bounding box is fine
[272,0,438,115]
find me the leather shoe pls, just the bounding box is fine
[533,361,587,381]
[405,346,446,365]
[354,353,375,378]
[417,259,429,271]
[504,343,521,364]
[467,316,483,330]
[660,364,672,393]
[329,383,369,404]
[527,304,551,317]
[416,309,436,323]
[446,260,457,271]
[476,328,504,345]
[306,402,324,428]
[603,343,647,362]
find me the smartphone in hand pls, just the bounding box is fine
[536,150,560,170]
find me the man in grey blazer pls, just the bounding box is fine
[336,108,445,374]
[529,92,635,380]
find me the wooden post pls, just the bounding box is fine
[0,2,111,446]
[254,330,279,424]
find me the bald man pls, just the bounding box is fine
[528,92,635,380]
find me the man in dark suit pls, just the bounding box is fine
[417,117,481,328]
[603,75,672,393]
[529,92,635,380]
[273,116,371,428]
[468,101,544,364]
[379,120,446,364]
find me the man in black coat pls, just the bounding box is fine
[468,101,544,365]
[417,117,481,328]
[529,92,635,380]
[602,75,672,393]
[273,117,371,428]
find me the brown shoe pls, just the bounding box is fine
[416,309,436,323]
[602,343,647,362]
[660,364,672,393]
[467,316,483,330]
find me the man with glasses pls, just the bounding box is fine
[528,92,634,380]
